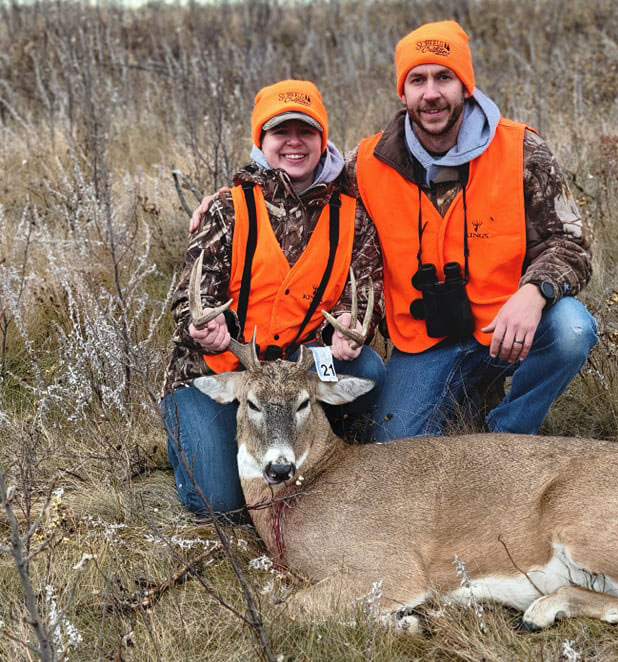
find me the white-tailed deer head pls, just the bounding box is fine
[195,341,373,486]
[189,248,375,485]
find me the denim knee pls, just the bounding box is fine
[338,345,386,412]
[543,298,598,364]
[161,389,244,516]
[357,345,386,393]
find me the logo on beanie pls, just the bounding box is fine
[415,39,451,57]
[278,91,312,106]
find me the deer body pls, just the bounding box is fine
[195,355,618,631]
[188,248,618,630]
[262,433,618,623]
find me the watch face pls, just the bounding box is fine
[541,281,555,301]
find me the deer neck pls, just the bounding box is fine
[301,428,347,486]
[242,429,346,567]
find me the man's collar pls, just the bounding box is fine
[373,109,417,183]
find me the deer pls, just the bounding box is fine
[188,251,618,633]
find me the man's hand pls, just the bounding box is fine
[481,283,546,362]
[189,311,231,353]
[189,188,231,235]
[329,312,363,361]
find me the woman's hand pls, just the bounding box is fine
[329,312,363,361]
[189,311,231,353]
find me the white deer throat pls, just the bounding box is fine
[237,443,262,479]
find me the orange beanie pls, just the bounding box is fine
[251,80,329,152]
[395,21,475,96]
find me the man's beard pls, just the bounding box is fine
[408,98,465,137]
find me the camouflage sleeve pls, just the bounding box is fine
[333,197,384,338]
[519,129,592,299]
[317,161,384,345]
[169,191,239,351]
[342,144,361,198]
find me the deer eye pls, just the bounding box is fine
[247,399,261,412]
[297,399,310,412]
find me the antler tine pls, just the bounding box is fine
[227,328,260,371]
[349,268,358,330]
[321,270,375,350]
[189,249,233,329]
[360,278,374,338]
[296,344,316,373]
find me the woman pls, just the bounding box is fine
[162,80,384,517]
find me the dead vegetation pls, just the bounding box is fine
[0,0,617,659]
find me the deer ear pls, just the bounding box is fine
[314,374,375,405]
[193,373,244,403]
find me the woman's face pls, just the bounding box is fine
[261,119,323,192]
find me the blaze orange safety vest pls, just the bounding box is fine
[204,185,356,373]
[357,118,528,353]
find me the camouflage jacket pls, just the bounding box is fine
[346,109,591,303]
[163,164,384,394]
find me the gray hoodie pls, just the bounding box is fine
[404,88,501,187]
[249,140,345,193]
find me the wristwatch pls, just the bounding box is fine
[538,280,556,306]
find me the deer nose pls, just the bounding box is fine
[264,461,296,484]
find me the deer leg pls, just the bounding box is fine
[283,571,374,621]
[380,605,423,635]
[521,585,618,631]
[283,572,424,635]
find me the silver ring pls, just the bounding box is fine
[514,339,524,344]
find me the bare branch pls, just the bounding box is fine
[497,535,545,597]
[0,472,54,661]
[172,168,203,218]
[163,398,276,662]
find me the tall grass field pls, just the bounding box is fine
[0,0,617,659]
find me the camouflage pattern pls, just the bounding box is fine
[346,108,591,298]
[163,164,384,394]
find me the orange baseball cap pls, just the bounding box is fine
[251,80,328,152]
[395,21,475,96]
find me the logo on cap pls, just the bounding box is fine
[277,92,312,106]
[415,39,451,57]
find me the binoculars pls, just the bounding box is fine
[410,262,474,339]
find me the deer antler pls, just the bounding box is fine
[189,250,233,329]
[189,250,260,370]
[321,269,374,350]
[228,332,260,371]
[296,344,317,373]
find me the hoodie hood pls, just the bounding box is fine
[249,140,345,193]
[404,88,501,187]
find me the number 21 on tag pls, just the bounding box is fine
[309,346,338,382]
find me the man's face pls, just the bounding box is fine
[401,64,470,147]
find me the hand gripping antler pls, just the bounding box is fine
[189,250,260,370]
[189,250,233,328]
[321,268,374,350]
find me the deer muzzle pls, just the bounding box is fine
[264,461,296,484]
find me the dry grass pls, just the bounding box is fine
[0,0,618,659]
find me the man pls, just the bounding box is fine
[349,20,596,440]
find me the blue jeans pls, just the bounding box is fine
[162,345,385,515]
[372,298,597,441]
